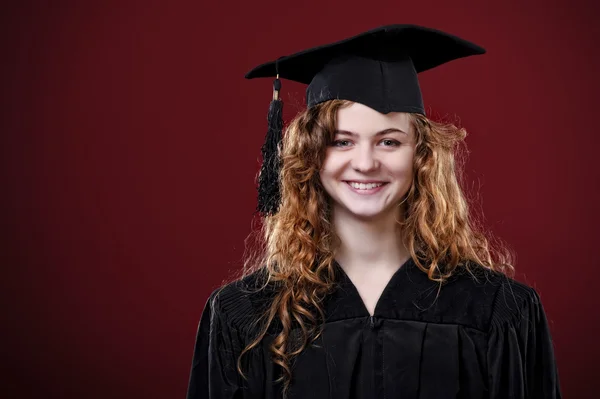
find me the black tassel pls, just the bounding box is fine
[257,77,283,216]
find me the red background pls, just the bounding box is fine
[2,1,598,397]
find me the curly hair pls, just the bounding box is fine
[234,99,515,398]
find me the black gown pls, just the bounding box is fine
[186,257,561,398]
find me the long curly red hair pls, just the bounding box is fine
[234,99,514,398]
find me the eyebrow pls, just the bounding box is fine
[334,128,408,137]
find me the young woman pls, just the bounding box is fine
[186,24,561,399]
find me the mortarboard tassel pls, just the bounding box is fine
[257,74,283,216]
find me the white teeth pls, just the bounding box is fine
[348,182,384,190]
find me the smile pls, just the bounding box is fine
[344,181,388,194]
[347,182,384,190]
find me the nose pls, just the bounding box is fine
[351,145,379,173]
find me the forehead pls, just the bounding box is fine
[336,102,411,133]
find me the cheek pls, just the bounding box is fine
[386,156,414,179]
[319,167,337,186]
[397,162,413,175]
[318,168,336,198]
[320,155,346,178]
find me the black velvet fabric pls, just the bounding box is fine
[186,258,561,398]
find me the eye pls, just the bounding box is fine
[332,139,352,147]
[379,139,401,147]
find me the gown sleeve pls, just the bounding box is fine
[186,288,244,399]
[487,281,561,398]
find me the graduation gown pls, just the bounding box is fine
[186,258,561,398]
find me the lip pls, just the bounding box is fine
[343,180,388,184]
[344,181,388,195]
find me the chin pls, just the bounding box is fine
[341,204,395,220]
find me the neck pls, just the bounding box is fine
[332,205,409,273]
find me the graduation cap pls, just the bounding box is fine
[245,24,486,216]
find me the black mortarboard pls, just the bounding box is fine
[246,24,486,216]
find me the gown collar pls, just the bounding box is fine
[326,256,441,321]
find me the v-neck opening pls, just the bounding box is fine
[333,256,415,317]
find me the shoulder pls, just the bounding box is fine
[435,262,541,332]
[207,268,275,333]
[482,269,544,331]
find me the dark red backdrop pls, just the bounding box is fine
[2,1,598,398]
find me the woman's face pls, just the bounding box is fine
[319,102,415,221]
